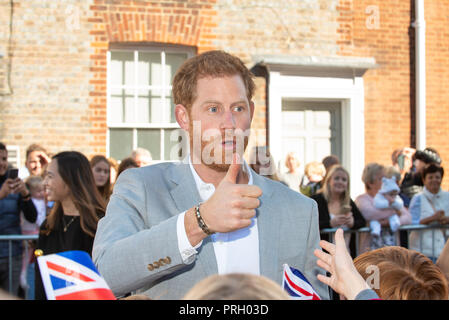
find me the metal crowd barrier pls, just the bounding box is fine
[0,234,39,296]
[321,224,449,258]
[1,225,449,298]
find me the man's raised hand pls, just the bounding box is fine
[201,153,262,233]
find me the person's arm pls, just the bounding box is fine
[92,169,191,297]
[356,194,397,221]
[14,178,37,223]
[397,206,411,225]
[409,194,444,225]
[313,228,376,300]
[420,210,444,225]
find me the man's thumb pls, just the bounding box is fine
[224,153,241,184]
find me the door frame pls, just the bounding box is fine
[280,99,342,173]
[268,72,366,198]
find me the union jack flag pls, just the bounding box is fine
[37,250,116,300]
[282,264,321,300]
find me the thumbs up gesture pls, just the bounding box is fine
[200,153,263,233]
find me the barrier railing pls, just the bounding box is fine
[0,234,39,297]
[2,225,449,298]
[321,224,449,258]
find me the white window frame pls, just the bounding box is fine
[106,44,195,162]
[269,72,366,198]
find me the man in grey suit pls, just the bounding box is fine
[92,50,329,300]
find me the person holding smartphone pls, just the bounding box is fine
[0,142,37,296]
[311,165,366,259]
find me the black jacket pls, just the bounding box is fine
[311,192,366,258]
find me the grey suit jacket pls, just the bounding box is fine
[92,161,329,300]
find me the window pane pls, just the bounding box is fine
[137,96,150,123]
[165,53,188,85]
[164,128,187,161]
[110,51,134,86]
[124,96,135,123]
[137,129,161,160]
[138,52,161,87]
[149,88,164,123]
[109,128,133,161]
[109,95,124,123]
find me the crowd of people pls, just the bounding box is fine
[0,50,448,301]
[0,142,146,299]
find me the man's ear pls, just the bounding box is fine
[175,104,190,131]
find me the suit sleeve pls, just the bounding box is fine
[92,169,187,297]
[303,199,330,300]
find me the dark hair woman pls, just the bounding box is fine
[35,151,106,300]
[90,155,112,203]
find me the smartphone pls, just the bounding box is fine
[7,168,19,179]
[339,205,352,215]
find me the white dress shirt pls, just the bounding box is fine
[176,155,260,275]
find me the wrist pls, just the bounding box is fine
[184,207,208,246]
[345,274,371,300]
[195,203,215,236]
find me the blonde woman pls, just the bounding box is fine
[311,165,366,258]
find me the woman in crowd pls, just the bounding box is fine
[355,163,411,253]
[0,142,37,295]
[311,165,366,259]
[35,151,106,300]
[90,155,112,203]
[409,163,449,262]
[279,152,302,192]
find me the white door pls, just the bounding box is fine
[280,100,342,174]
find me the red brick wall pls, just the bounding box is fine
[88,0,219,157]
[425,1,449,189]
[336,0,449,188]
[1,0,448,190]
[0,0,94,159]
[338,0,413,166]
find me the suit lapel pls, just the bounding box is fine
[167,162,218,277]
[253,174,281,282]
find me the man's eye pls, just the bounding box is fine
[209,106,218,112]
[234,106,244,112]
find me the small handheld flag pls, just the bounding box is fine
[282,264,321,300]
[37,250,116,300]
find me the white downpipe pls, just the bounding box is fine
[414,0,426,149]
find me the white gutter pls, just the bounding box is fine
[414,0,426,149]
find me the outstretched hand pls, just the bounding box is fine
[313,228,370,300]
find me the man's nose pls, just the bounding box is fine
[221,110,236,129]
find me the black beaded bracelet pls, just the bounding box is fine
[195,203,215,236]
